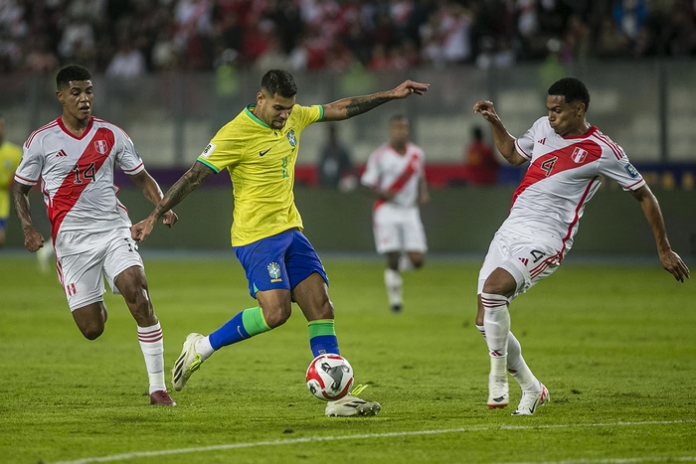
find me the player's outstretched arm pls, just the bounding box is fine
[473,100,526,167]
[630,185,690,282]
[11,182,45,252]
[131,162,214,242]
[321,80,430,122]
[128,169,178,228]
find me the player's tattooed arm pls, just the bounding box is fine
[129,170,178,227]
[322,80,429,121]
[132,162,213,241]
[11,182,45,252]
[150,162,213,219]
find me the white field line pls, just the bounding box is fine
[503,457,696,464]
[51,419,696,464]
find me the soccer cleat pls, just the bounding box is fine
[487,375,509,409]
[512,382,550,416]
[172,333,204,391]
[150,390,177,406]
[390,304,403,313]
[325,394,382,417]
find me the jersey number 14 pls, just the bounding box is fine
[73,163,96,184]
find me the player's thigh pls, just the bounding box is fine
[234,231,294,299]
[402,210,427,253]
[374,218,401,254]
[57,247,108,311]
[478,231,561,299]
[103,228,145,297]
[285,230,329,292]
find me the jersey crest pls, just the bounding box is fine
[287,130,296,147]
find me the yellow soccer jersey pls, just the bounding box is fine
[0,140,23,217]
[197,104,323,246]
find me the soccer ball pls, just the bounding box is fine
[306,354,354,401]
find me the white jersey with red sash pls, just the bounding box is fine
[14,116,144,254]
[507,116,645,258]
[361,142,427,254]
[361,142,425,209]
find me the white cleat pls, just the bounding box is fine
[325,394,381,417]
[172,333,204,391]
[512,382,550,416]
[488,375,510,409]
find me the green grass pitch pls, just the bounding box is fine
[1,254,695,463]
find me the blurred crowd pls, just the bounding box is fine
[1,0,695,76]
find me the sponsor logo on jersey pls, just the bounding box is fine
[94,140,109,155]
[624,163,640,178]
[537,138,546,145]
[259,148,271,157]
[287,130,296,147]
[56,149,68,158]
[571,147,588,163]
[267,262,282,282]
[201,142,217,159]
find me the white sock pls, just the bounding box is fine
[398,254,414,272]
[507,331,540,392]
[195,336,215,361]
[481,292,511,378]
[384,268,403,306]
[137,322,166,394]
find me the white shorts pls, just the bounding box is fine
[56,228,143,311]
[373,204,427,255]
[477,227,563,299]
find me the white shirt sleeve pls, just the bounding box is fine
[514,117,545,160]
[598,146,645,191]
[360,150,381,188]
[115,129,145,175]
[14,141,44,186]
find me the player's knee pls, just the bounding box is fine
[263,304,292,328]
[482,279,514,298]
[81,324,104,340]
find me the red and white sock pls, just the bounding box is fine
[481,292,511,379]
[138,322,166,394]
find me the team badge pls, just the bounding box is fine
[286,130,296,147]
[624,163,640,179]
[571,147,588,163]
[267,262,282,282]
[201,142,216,159]
[94,140,109,155]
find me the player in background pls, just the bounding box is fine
[0,112,23,247]
[12,65,179,406]
[360,115,429,313]
[131,69,429,417]
[472,77,689,416]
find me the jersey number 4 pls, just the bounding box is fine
[73,163,96,184]
[540,157,558,177]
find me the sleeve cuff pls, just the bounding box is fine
[196,158,221,173]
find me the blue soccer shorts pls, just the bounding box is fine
[234,228,329,299]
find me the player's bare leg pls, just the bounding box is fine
[72,301,108,340]
[294,272,381,417]
[384,252,403,312]
[406,251,425,270]
[115,265,174,406]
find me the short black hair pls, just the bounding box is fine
[260,70,297,98]
[548,77,590,112]
[56,65,92,89]
[473,126,483,140]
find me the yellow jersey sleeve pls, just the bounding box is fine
[196,120,246,174]
[292,105,323,132]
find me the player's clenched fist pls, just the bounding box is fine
[131,217,156,242]
[23,228,45,252]
[162,210,178,228]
